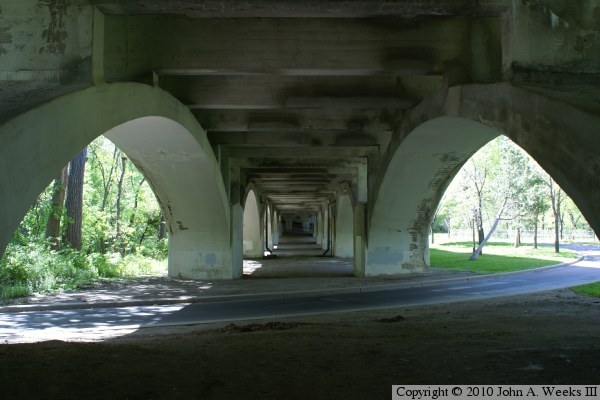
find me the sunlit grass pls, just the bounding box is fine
[430,241,578,274]
[572,282,600,298]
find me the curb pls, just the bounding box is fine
[0,256,584,314]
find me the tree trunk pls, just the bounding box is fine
[157,212,166,240]
[129,177,146,225]
[533,219,538,249]
[471,217,476,252]
[45,165,68,249]
[475,208,484,256]
[514,226,521,248]
[63,147,87,250]
[115,156,127,254]
[430,224,435,244]
[470,198,508,261]
[554,217,560,253]
[100,146,119,212]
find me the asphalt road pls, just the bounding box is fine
[1,245,600,341]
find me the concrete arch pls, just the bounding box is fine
[0,83,235,279]
[366,82,600,276]
[243,189,263,258]
[334,191,354,258]
[366,117,500,275]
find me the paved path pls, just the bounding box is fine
[0,244,599,342]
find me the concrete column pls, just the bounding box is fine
[321,206,330,251]
[230,203,243,278]
[334,193,354,258]
[243,190,263,258]
[353,203,366,277]
[302,217,311,233]
[316,212,323,245]
[271,210,280,247]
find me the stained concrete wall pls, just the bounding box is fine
[367,82,600,276]
[511,0,600,73]
[334,193,354,258]
[0,0,93,83]
[366,117,499,275]
[0,83,235,279]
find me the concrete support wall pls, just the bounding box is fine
[316,212,324,246]
[353,203,366,277]
[367,83,600,276]
[0,83,236,279]
[243,190,263,258]
[511,0,600,73]
[320,207,331,251]
[230,203,244,278]
[0,0,93,88]
[334,193,354,258]
[367,117,499,275]
[270,210,280,247]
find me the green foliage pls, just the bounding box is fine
[0,241,166,302]
[0,241,96,296]
[0,136,168,301]
[572,282,600,298]
[437,136,592,240]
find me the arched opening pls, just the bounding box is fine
[431,135,594,273]
[367,108,600,277]
[334,192,354,258]
[243,190,263,258]
[0,84,235,280]
[364,84,600,277]
[0,135,170,296]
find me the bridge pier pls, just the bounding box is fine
[243,190,264,258]
[334,193,354,258]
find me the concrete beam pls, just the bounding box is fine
[104,16,474,80]
[222,145,378,159]
[95,0,508,18]
[208,131,390,149]
[194,108,403,134]
[158,68,418,109]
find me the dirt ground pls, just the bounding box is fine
[0,289,599,400]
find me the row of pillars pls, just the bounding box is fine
[238,189,367,277]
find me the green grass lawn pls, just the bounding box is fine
[430,241,578,274]
[572,282,600,298]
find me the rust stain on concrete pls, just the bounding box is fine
[40,0,68,55]
[0,27,12,55]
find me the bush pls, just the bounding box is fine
[0,242,98,295]
[0,239,167,302]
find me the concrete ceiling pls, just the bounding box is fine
[97,0,505,216]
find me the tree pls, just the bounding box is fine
[462,158,488,254]
[469,137,533,260]
[114,155,127,254]
[157,211,167,240]
[63,147,88,250]
[89,142,119,212]
[45,165,68,249]
[545,175,564,253]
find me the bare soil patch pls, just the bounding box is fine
[0,289,599,399]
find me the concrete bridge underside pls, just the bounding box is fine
[1,0,600,279]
